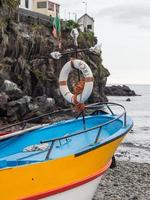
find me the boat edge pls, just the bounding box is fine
[21,161,112,200]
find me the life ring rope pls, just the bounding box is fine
[59,59,94,111]
[72,79,85,112]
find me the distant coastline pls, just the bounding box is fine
[107,83,150,86]
[104,84,138,96]
[106,83,150,96]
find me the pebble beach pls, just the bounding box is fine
[93,161,150,200]
[93,85,150,200]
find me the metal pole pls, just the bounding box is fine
[82,111,86,130]
[83,1,87,14]
[73,13,77,22]
[106,104,114,115]
[64,9,67,21]
[83,1,87,31]
[94,127,102,143]
[68,12,71,20]
[45,141,55,160]
[124,112,127,127]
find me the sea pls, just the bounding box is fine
[107,84,150,164]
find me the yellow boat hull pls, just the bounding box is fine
[0,135,125,200]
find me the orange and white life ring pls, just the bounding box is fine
[59,59,94,104]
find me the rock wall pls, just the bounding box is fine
[0,17,110,122]
[105,85,137,96]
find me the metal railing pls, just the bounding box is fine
[0,102,126,131]
[0,108,72,132]
[39,102,127,160]
[0,102,127,160]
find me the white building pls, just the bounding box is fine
[19,0,32,10]
[77,14,94,32]
[19,0,60,17]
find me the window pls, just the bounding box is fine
[56,4,60,13]
[25,0,29,8]
[37,1,47,8]
[87,25,92,30]
[48,1,54,11]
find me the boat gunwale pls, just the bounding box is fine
[41,112,126,144]
[0,102,133,167]
[39,102,132,160]
[75,119,133,156]
[0,122,133,171]
[0,102,125,132]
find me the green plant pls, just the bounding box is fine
[61,20,79,32]
[0,0,19,32]
[32,24,45,31]
[33,69,47,81]
[0,0,19,9]
[78,31,97,48]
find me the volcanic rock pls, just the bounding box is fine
[105,85,137,96]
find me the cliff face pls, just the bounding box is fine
[0,16,110,122]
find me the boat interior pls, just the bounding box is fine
[0,103,133,169]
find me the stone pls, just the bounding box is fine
[1,80,23,101]
[105,85,137,96]
[0,93,9,105]
[126,98,131,102]
[28,103,39,112]
[35,95,55,112]
[93,161,150,200]
[7,96,31,120]
[0,13,110,121]
[0,93,9,117]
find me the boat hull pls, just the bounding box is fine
[0,135,125,200]
[41,175,103,200]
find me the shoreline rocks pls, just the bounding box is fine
[0,80,23,101]
[93,161,150,200]
[0,80,56,123]
[104,85,138,96]
[0,18,110,122]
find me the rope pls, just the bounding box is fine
[72,79,85,112]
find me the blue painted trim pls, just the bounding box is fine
[75,120,133,157]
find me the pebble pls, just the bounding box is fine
[93,161,150,200]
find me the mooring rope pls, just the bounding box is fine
[72,79,85,112]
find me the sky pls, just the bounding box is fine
[57,0,150,84]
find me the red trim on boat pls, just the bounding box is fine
[0,130,14,137]
[22,161,111,200]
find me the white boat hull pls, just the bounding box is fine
[41,175,102,200]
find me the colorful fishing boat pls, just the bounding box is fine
[0,102,133,200]
[0,55,133,200]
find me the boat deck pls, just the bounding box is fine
[0,113,131,169]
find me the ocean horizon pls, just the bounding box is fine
[107,84,150,164]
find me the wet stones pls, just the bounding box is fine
[1,80,23,101]
[93,161,150,200]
